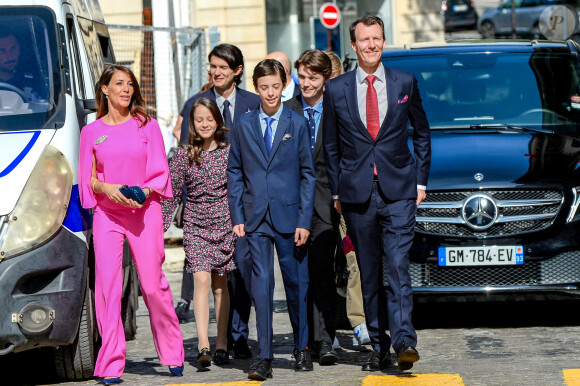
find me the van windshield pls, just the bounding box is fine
[383,51,580,135]
[0,7,62,131]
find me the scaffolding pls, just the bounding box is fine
[107,24,206,152]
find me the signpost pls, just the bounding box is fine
[319,2,341,50]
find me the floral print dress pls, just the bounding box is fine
[162,146,236,275]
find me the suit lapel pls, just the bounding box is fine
[248,110,268,160]
[207,87,217,101]
[377,66,399,140]
[344,70,373,141]
[286,95,302,114]
[234,87,249,119]
[268,107,291,163]
[313,114,323,157]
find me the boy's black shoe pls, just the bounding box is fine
[294,349,313,371]
[248,359,273,380]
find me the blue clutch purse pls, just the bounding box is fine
[119,185,147,204]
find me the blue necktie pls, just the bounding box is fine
[307,108,316,152]
[264,117,274,156]
[222,100,233,129]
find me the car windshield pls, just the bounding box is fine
[383,51,580,135]
[0,7,62,131]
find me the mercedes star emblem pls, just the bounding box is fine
[462,194,498,230]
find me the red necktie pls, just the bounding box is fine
[366,75,379,175]
[366,75,380,140]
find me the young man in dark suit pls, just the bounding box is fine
[284,49,340,365]
[227,59,316,380]
[175,43,261,143]
[323,15,431,372]
[173,43,260,360]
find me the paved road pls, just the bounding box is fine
[4,243,580,385]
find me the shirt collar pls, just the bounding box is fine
[301,96,323,114]
[356,65,385,85]
[214,86,237,107]
[259,104,284,121]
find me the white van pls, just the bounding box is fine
[0,0,138,380]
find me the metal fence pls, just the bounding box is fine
[107,24,206,152]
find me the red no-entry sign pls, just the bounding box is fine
[319,3,341,29]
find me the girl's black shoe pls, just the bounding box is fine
[197,347,212,367]
[213,348,230,366]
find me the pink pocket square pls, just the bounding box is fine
[398,95,408,104]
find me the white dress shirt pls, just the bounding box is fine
[281,80,297,102]
[356,65,387,127]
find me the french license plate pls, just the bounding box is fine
[453,4,468,11]
[438,246,524,266]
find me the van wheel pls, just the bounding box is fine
[121,261,139,341]
[53,281,97,380]
[480,21,496,39]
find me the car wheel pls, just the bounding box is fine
[480,21,496,39]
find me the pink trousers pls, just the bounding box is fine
[92,199,184,377]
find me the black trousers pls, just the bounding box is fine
[308,211,339,346]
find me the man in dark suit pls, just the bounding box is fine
[284,49,339,365]
[173,43,260,359]
[323,15,431,372]
[176,44,261,143]
[227,59,316,380]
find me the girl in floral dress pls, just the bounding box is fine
[162,98,236,367]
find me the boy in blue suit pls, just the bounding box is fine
[227,59,316,381]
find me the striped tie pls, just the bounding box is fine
[307,108,316,152]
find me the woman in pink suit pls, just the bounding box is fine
[78,65,184,384]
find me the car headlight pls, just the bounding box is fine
[0,145,73,260]
[566,186,580,223]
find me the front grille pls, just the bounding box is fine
[416,190,563,238]
[407,251,580,288]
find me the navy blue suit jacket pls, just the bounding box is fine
[179,86,261,144]
[227,106,316,234]
[323,65,431,204]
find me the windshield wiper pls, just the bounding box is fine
[469,123,554,134]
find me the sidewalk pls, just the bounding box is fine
[160,242,376,385]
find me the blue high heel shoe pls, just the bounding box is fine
[101,377,121,384]
[169,364,184,376]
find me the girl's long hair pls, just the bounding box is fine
[186,97,228,165]
[95,65,150,127]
